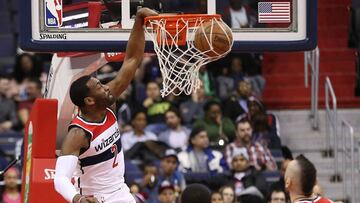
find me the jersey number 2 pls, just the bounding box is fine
[111,144,119,168]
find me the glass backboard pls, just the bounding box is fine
[20,0,317,52]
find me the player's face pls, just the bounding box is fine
[87,78,115,107]
[159,189,176,203]
[269,191,286,203]
[161,156,178,175]
[231,155,249,172]
[211,193,223,203]
[237,122,252,143]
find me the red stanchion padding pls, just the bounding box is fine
[22,99,67,203]
[30,159,67,203]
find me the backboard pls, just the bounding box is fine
[20,0,317,52]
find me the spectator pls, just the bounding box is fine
[229,57,245,89]
[13,53,42,84]
[159,108,191,150]
[0,75,18,133]
[193,100,236,147]
[0,74,18,100]
[224,0,257,29]
[178,127,225,175]
[199,65,216,97]
[2,167,21,203]
[116,85,135,133]
[219,186,235,203]
[143,81,171,134]
[211,191,224,203]
[179,82,208,126]
[158,149,186,195]
[142,163,159,203]
[223,80,252,122]
[158,180,177,203]
[180,184,211,203]
[17,78,43,127]
[130,183,147,203]
[267,189,287,203]
[250,111,281,150]
[226,148,267,200]
[225,118,277,171]
[269,146,293,193]
[216,67,234,100]
[121,111,157,152]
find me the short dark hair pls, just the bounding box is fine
[189,127,206,147]
[181,184,211,203]
[69,75,91,107]
[27,77,42,90]
[267,188,286,202]
[236,117,251,128]
[296,154,317,196]
[165,107,181,119]
[203,100,221,112]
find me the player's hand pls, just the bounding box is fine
[136,8,158,19]
[83,196,100,203]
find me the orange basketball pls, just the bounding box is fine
[194,20,233,57]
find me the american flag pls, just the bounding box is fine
[258,2,291,23]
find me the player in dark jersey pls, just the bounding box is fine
[284,155,334,203]
[53,8,158,203]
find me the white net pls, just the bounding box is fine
[145,15,233,97]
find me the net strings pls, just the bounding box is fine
[145,17,232,97]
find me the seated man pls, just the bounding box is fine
[0,75,18,133]
[178,127,225,175]
[267,189,287,203]
[225,118,277,171]
[121,111,157,152]
[159,108,190,151]
[226,148,267,200]
[193,100,236,147]
[143,81,171,134]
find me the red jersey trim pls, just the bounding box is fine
[69,109,117,141]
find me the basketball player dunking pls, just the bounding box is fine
[53,8,158,203]
[285,155,334,203]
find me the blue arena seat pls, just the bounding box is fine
[0,34,15,57]
[0,12,12,34]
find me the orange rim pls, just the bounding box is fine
[144,14,221,27]
[144,14,221,46]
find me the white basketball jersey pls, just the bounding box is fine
[69,108,125,195]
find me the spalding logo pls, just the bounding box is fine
[44,168,56,180]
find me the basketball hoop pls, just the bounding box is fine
[144,14,233,97]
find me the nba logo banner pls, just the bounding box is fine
[45,0,63,27]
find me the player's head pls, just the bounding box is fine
[69,75,115,109]
[285,154,317,197]
[236,118,252,143]
[180,184,211,203]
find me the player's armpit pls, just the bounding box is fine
[60,127,90,157]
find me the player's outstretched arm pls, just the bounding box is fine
[54,128,97,203]
[107,8,158,98]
